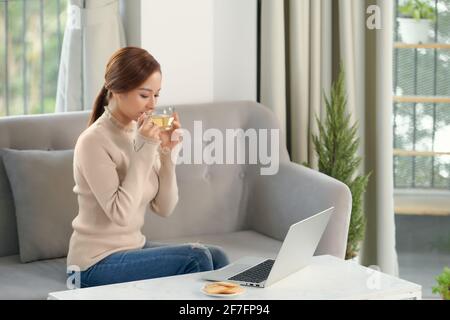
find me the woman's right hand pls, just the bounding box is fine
[137,113,161,142]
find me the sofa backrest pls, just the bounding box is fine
[0,101,289,257]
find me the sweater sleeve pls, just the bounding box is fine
[75,131,159,227]
[150,149,179,217]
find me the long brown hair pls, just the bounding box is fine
[88,47,161,126]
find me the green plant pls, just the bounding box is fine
[399,0,436,21]
[306,63,371,260]
[432,267,450,300]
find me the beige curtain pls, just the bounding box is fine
[56,0,126,112]
[260,0,398,275]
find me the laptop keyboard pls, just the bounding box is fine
[229,259,275,283]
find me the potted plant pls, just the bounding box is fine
[306,63,371,261]
[397,0,436,44]
[432,267,450,300]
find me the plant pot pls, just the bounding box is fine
[397,18,432,44]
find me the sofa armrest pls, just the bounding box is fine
[247,161,352,259]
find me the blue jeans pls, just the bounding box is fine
[72,241,230,288]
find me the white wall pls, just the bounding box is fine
[213,0,257,102]
[140,0,256,105]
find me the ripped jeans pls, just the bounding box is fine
[74,241,230,288]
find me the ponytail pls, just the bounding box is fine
[88,85,109,127]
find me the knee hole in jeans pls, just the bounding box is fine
[189,244,214,272]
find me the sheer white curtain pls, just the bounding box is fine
[55,0,126,112]
[260,0,398,275]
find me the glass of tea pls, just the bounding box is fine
[150,106,175,131]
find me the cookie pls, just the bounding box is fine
[204,282,244,295]
[210,281,239,288]
[222,286,245,294]
[204,285,228,294]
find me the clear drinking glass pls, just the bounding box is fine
[150,106,175,131]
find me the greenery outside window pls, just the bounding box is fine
[0,0,66,117]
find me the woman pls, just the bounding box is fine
[66,47,229,288]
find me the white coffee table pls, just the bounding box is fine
[48,255,421,300]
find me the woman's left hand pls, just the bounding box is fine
[159,112,182,150]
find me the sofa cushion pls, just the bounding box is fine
[0,150,20,256]
[2,149,77,263]
[0,255,67,300]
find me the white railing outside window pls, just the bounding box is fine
[393,0,450,192]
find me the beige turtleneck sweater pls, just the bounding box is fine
[67,107,178,271]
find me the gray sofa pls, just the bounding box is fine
[0,100,351,300]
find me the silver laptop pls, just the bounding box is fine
[201,207,334,288]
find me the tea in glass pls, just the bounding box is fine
[151,106,174,131]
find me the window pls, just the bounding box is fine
[393,0,450,299]
[393,0,450,192]
[0,0,66,116]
